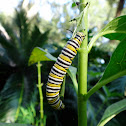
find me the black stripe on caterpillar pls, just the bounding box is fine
[46,32,85,110]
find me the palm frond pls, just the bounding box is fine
[0,48,10,64]
[0,34,20,65]
[25,26,49,57]
[15,9,31,47]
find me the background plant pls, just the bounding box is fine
[0,1,49,123]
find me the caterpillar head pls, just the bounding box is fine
[75,32,85,45]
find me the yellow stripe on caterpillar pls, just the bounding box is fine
[54,63,67,72]
[49,73,64,80]
[46,91,59,96]
[47,82,61,87]
[70,57,74,60]
[59,54,72,63]
[66,44,77,54]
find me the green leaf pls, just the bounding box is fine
[97,99,126,126]
[67,66,78,94]
[88,15,126,53]
[0,123,32,126]
[72,2,76,8]
[102,15,126,40]
[87,37,126,99]
[28,47,57,66]
[99,37,126,83]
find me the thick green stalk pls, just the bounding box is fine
[37,61,44,126]
[78,0,88,126]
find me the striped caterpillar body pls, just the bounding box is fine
[46,32,85,110]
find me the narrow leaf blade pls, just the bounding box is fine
[71,3,89,37]
[67,66,78,93]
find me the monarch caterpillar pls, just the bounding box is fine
[46,32,85,110]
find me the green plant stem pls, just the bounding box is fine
[37,61,44,126]
[15,77,24,121]
[78,0,88,126]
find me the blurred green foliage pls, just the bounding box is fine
[0,2,49,124]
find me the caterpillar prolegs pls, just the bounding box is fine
[46,32,85,110]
